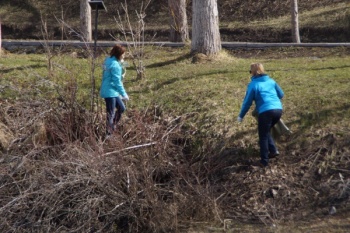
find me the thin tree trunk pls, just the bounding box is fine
[80,0,92,42]
[291,0,301,43]
[168,0,189,42]
[0,19,2,57]
[191,0,221,55]
[61,5,64,40]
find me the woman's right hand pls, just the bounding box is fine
[122,94,129,101]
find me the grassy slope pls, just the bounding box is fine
[0,0,349,41]
[224,2,350,29]
[130,47,350,230]
[1,46,350,231]
[127,46,350,135]
[1,47,349,148]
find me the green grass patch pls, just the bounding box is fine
[226,2,350,30]
[1,47,350,148]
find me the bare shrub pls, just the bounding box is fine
[0,98,220,232]
[113,0,154,80]
[1,95,350,231]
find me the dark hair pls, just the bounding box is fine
[110,44,126,60]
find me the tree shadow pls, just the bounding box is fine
[0,0,40,19]
[287,103,350,138]
[267,65,350,73]
[127,69,234,95]
[0,64,47,74]
[217,102,350,167]
[153,69,234,91]
[227,103,350,145]
[308,65,350,71]
[145,53,193,69]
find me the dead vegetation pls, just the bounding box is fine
[0,99,215,232]
[0,94,349,232]
[0,36,349,231]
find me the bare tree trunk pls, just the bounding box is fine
[191,0,221,55]
[60,5,65,40]
[291,0,301,43]
[0,19,2,57]
[80,0,92,42]
[168,0,189,42]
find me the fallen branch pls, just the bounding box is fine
[103,142,157,156]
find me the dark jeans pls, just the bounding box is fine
[105,97,126,134]
[258,109,282,166]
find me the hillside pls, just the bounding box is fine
[1,1,350,232]
[1,43,350,231]
[0,0,349,42]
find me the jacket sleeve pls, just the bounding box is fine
[275,82,284,99]
[110,62,127,97]
[239,85,255,118]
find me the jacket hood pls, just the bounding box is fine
[251,74,269,81]
[104,56,117,69]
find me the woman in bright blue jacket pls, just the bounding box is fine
[237,63,284,167]
[100,44,129,136]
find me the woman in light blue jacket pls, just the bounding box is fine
[237,63,284,167]
[100,44,129,136]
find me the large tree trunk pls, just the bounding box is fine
[291,0,301,43]
[168,0,189,42]
[191,0,221,55]
[80,0,92,42]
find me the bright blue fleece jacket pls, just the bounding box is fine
[100,56,127,98]
[238,74,284,118]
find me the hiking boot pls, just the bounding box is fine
[269,151,280,159]
[251,161,268,169]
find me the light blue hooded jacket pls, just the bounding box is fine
[100,56,127,98]
[239,74,284,118]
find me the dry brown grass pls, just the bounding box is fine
[0,96,349,232]
[0,99,219,232]
[0,46,349,232]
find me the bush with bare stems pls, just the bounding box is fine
[1,97,349,232]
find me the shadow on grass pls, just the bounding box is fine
[128,69,234,95]
[0,0,39,16]
[269,65,350,73]
[238,103,349,142]
[286,103,350,138]
[0,64,47,73]
[145,53,193,69]
[219,103,350,165]
[152,68,236,90]
[308,65,350,71]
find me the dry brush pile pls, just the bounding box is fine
[0,98,349,232]
[0,99,223,232]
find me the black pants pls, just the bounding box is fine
[258,109,282,166]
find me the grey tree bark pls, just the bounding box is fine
[168,0,189,42]
[191,0,221,55]
[291,0,301,43]
[80,0,92,42]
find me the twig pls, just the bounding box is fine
[103,142,157,156]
